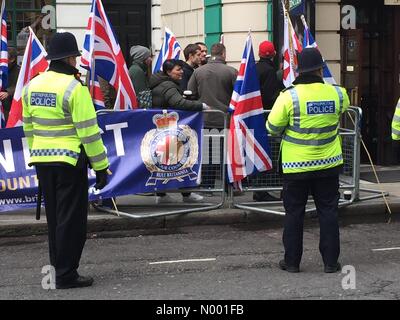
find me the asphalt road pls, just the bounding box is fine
[1,218,400,301]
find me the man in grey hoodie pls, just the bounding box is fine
[128,45,152,108]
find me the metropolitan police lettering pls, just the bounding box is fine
[30,92,57,107]
[306,101,335,115]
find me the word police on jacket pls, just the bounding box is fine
[307,101,335,115]
[30,92,57,107]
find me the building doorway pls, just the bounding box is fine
[341,0,400,165]
[102,0,151,65]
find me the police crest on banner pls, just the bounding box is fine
[141,111,199,186]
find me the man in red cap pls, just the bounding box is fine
[252,41,284,202]
[256,41,283,109]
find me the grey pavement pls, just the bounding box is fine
[0,166,400,238]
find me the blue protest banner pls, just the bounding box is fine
[0,110,203,212]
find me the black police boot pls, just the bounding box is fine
[278,260,300,273]
[324,262,341,273]
[253,191,280,202]
[56,275,94,289]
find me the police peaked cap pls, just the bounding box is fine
[296,47,324,74]
[46,32,81,60]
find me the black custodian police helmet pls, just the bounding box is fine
[296,47,324,74]
[46,32,81,60]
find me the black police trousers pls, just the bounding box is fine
[282,175,340,268]
[36,165,88,285]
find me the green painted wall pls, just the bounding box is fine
[204,0,222,49]
[267,0,273,41]
[204,0,274,47]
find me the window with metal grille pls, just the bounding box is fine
[3,0,55,56]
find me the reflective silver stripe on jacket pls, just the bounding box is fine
[24,131,34,137]
[89,151,107,163]
[393,115,400,123]
[30,116,73,126]
[30,149,80,159]
[287,87,339,137]
[23,116,33,124]
[23,84,31,107]
[33,128,77,137]
[81,132,102,144]
[283,134,337,146]
[333,86,344,114]
[289,88,301,127]
[288,124,338,134]
[75,118,98,129]
[392,128,400,136]
[62,79,81,117]
[267,121,285,133]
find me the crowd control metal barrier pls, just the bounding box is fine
[231,107,364,216]
[93,109,228,219]
[344,107,390,202]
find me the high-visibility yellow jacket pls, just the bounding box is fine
[22,71,109,171]
[391,98,400,140]
[266,83,350,174]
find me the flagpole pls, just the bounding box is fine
[90,57,95,98]
[300,14,308,29]
[284,0,296,77]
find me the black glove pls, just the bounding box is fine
[94,168,108,190]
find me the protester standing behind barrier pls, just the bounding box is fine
[195,42,208,66]
[149,59,209,204]
[266,48,350,273]
[129,45,153,109]
[0,48,20,123]
[180,44,202,91]
[22,32,110,289]
[251,41,285,202]
[188,43,237,190]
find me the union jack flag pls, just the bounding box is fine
[153,27,181,73]
[81,0,137,110]
[227,33,273,186]
[6,27,48,128]
[282,0,302,87]
[0,0,7,128]
[301,15,336,84]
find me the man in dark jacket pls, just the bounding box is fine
[252,41,284,202]
[188,43,237,129]
[188,43,237,189]
[256,41,284,110]
[180,44,201,91]
[0,47,20,123]
[195,42,208,66]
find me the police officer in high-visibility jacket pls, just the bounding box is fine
[391,98,400,140]
[266,48,350,273]
[23,32,110,289]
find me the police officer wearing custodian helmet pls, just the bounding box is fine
[22,32,110,289]
[266,48,350,273]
